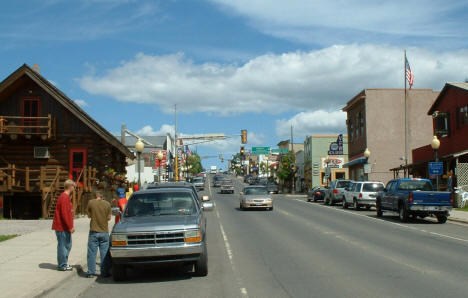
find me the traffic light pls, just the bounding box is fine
[240,146,245,154]
[241,129,247,144]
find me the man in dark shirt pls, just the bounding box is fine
[86,191,111,278]
[52,179,75,271]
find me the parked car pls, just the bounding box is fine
[220,179,235,194]
[342,181,356,207]
[265,181,279,194]
[325,179,352,205]
[376,178,453,223]
[239,186,273,211]
[192,176,205,191]
[307,186,327,202]
[342,181,384,210]
[109,185,214,281]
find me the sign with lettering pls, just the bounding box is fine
[328,134,344,155]
[321,157,344,169]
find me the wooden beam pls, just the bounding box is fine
[7,164,12,191]
[40,166,44,190]
[47,114,51,139]
[41,192,48,219]
[83,166,88,192]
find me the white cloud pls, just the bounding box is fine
[79,45,468,115]
[208,0,468,46]
[74,99,88,107]
[276,110,347,139]
[136,124,174,136]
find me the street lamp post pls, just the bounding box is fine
[157,151,164,182]
[364,148,371,181]
[325,155,330,187]
[135,139,145,188]
[430,136,440,191]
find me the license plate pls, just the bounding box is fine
[256,203,263,206]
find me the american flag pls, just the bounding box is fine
[405,56,414,89]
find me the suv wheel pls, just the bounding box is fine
[354,199,360,211]
[342,199,348,209]
[436,214,447,224]
[112,264,127,281]
[194,244,208,276]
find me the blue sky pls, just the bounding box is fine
[1,0,468,170]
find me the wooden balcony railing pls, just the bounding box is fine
[0,114,54,139]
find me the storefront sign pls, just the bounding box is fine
[328,134,344,155]
[321,157,344,169]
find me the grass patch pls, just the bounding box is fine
[455,205,468,212]
[0,235,18,242]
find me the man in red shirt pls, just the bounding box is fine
[52,179,75,271]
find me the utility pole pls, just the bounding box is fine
[404,50,409,177]
[174,104,179,181]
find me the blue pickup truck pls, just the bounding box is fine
[376,178,453,223]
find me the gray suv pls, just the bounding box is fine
[325,179,352,206]
[110,186,213,281]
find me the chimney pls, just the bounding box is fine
[32,64,40,73]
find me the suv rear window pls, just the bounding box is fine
[336,181,351,188]
[362,183,384,192]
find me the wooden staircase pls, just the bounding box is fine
[47,186,64,218]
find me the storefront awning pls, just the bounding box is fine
[343,157,367,168]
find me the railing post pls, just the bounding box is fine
[47,114,51,139]
[40,166,44,191]
[55,166,60,190]
[83,166,88,192]
[25,166,30,191]
[12,164,16,187]
[7,164,12,191]
[42,192,48,219]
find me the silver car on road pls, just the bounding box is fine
[239,186,273,211]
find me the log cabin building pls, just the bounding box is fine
[0,64,133,219]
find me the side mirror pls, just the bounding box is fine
[202,195,210,201]
[111,207,121,216]
[202,201,214,211]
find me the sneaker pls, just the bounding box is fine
[86,273,98,278]
[58,265,73,271]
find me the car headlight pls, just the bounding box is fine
[185,229,201,243]
[265,198,272,202]
[111,234,127,246]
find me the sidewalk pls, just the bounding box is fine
[0,216,112,298]
[449,210,468,224]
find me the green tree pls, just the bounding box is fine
[276,151,295,182]
[186,153,203,175]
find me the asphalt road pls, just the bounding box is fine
[79,176,468,298]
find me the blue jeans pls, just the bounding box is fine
[55,231,72,269]
[87,232,111,275]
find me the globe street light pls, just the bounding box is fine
[430,136,440,191]
[157,151,164,182]
[135,139,144,187]
[364,148,371,181]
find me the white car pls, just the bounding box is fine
[342,181,385,210]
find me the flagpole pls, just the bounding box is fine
[404,50,409,177]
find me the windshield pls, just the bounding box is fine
[193,177,204,183]
[362,183,384,192]
[398,180,433,191]
[222,179,232,184]
[124,192,196,217]
[244,188,268,195]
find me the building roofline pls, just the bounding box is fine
[428,82,468,115]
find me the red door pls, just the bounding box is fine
[69,149,87,184]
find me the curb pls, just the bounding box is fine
[448,217,468,225]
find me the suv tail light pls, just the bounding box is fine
[333,189,338,194]
[359,193,362,198]
[408,192,413,203]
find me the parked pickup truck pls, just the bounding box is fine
[376,178,453,223]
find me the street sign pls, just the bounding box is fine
[271,148,289,154]
[252,146,270,155]
[428,162,443,175]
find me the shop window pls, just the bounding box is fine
[355,116,359,137]
[359,112,364,136]
[433,111,450,137]
[458,106,468,128]
[349,118,354,140]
